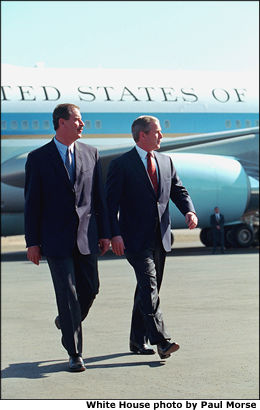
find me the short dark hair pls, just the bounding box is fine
[52,103,80,131]
[131,116,159,142]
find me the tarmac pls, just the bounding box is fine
[1,229,259,400]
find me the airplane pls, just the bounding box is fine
[1,64,259,248]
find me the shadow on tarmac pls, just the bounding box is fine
[1,252,46,262]
[167,246,259,257]
[1,246,259,263]
[1,353,165,379]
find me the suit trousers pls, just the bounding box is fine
[46,247,99,356]
[125,229,171,346]
[212,228,225,251]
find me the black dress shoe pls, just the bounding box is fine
[54,316,60,330]
[157,341,180,359]
[69,355,86,372]
[130,341,155,355]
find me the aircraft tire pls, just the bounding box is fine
[224,226,237,248]
[233,224,254,248]
[252,227,259,247]
[199,228,213,247]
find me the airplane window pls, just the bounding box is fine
[85,120,91,129]
[95,120,101,129]
[43,120,50,129]
[225,120,231,128]
[22,120,29,129]
[235,120,241,128]
[32,120,39,129]
[164,120,170,129]
[1,121,7,130]
[245,120,251,128]
[11,120,18,129]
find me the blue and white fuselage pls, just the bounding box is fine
[1,65,259,247]
[1,65,258,138]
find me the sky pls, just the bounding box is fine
[1,1,259,72]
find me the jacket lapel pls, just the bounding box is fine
[48,139,74,190]
[131,148,157,197]
[74,141,83,183]
[154,151,166,198]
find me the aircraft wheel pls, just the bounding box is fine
[234,224,254,248]
[224,226,237,248]
[252,227,259,247]
[200,228,212,247]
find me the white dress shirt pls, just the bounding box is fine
[54,137,75,169]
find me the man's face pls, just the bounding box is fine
[214,207,219,213]
[60,108,84,141]
[141,120,163,151]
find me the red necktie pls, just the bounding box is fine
[147,152,158,194]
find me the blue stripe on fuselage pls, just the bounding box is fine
[1,112,259,136]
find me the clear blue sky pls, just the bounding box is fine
[1,1,259,71]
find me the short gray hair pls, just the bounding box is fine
[131,115,159,142]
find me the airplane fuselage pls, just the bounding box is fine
[1,65,259,248]
[1,65,259,139]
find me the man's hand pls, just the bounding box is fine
[27,245,42,265]
[99,238,111,256]
[185,212,198,230]
[111,235,125,256]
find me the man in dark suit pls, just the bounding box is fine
[106,115,198,360]
[24,103,110,372]
[210,206,225,254]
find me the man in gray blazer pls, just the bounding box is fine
[106,115,198,360]
[25,103,110,372]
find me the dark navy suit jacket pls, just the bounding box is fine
[210,213,225,230]
[106,147,196,253]
[24,139,110,257]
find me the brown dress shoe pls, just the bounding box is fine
[157,341,180,359]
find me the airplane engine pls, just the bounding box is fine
[1,150,258,247]
[167,153,258,247]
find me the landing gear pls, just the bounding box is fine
[224,226,237,248]
[200,228,212,247]
[200,223,257,248]
[233,224,254,248]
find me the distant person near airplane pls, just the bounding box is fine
[210,207,225,254]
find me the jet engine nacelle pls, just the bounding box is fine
[167,153,254,228]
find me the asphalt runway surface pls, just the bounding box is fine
[1,230,259,400]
